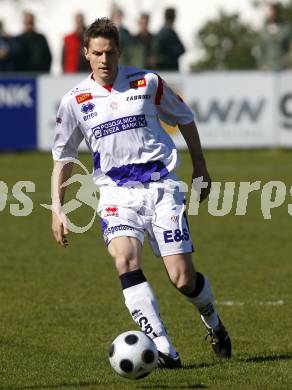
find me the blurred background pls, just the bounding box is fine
[0,0,268,74]
[1,0,292,151]
[1,0,292,226]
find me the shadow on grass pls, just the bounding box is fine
[182,362,218,370]
[1,382,208,390]
[138,385,207,389]
[0,381,98,390]
[239,353,292,364]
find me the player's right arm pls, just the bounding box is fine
[51,94,84,247]
[51,160,73,247]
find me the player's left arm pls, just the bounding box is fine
[153,74,211,201]
[178,121,211,203]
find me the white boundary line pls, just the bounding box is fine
[215,300,285,306]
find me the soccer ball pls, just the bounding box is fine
[109,330,158,379]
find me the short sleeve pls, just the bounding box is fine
[154,74,194,126]
[52,96,84,161]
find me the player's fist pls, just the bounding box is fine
[192,161,212,203]
[52,208,69,247]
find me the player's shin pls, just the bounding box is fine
[120,269,178,358]
[184,272,220,330]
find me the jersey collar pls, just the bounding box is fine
[89,66,122,94]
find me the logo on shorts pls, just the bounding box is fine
[104,206,119,217]
[103,224,135,237]
[163,228,190,243]
[170,215,179,223]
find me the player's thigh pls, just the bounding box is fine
[162,252,197,290]
[149,188,194,258]
[108,236,142,275]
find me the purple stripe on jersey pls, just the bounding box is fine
[106,161,169,186]
[93,151,101,170]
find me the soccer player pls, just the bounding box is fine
[51,18,231,368]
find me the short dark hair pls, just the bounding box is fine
[84,17,120,49]
[270,2,283,23]
[165,8,176,23]
[140,13,149,21]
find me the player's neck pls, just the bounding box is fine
[91,69,118,89]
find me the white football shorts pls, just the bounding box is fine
[97,177,194,257]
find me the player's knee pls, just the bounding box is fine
[169,269,196,294]
[113,254,140,275]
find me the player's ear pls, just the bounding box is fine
[84,46,90,61]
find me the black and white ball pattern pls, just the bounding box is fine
[109,330,158,379]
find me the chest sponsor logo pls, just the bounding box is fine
[129,78,146,89]
[92,114,147,139]
[126,94,151,101]
[83,112,97,121]
[110,101,118,110]
[81,102,95,114]
[75,92,93,104]
[81,102,97,121]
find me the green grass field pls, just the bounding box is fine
[0,150,291,390]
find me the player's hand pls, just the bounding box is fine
[192,161,212,203]
[52,208,69,247]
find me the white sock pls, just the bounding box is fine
[186,275,219,330]
[123,281,177,357]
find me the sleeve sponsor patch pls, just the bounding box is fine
[129,78,146,89]
[92,115,147,139]
[75,92,93,104]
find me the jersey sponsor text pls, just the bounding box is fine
[126,94,151,101]
[92,115,147,139]
[75,93,93,104]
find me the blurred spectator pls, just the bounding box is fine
[255,2,292,70]
[152,7,185,71]
[130,13,155,68]
[0,21,12,71]
[16,11,52,73]
[62,12,89,73]
[111,5,133,65]
[0,21,24,72]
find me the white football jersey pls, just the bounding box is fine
[52,66,194,187]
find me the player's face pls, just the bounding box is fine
[84,37,121,85]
